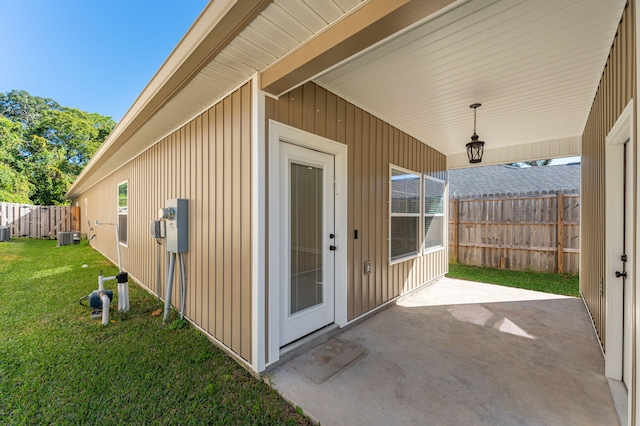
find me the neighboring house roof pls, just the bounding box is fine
[448,163,580,198]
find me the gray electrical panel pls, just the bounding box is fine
[162,199,188,253]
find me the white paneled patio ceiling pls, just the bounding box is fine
[315,0,626,159]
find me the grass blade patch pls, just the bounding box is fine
[0,238,310,425]
[447,263,579,297]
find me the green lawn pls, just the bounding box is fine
[0,238,310,425]
[447,263,580,297]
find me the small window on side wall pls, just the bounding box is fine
[390,167,421,262]
[118,181,128,245]
[424,175,445,252]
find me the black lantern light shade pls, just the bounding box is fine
[466,103,484,164]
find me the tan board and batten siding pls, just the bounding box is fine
[74,83,253,364]
[74,78,448,365]
[267,81,448,321]
[581,1,635,349]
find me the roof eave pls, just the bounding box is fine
[66,0,272,200]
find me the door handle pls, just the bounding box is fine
[330,245,337,251]
[616,271,627,278]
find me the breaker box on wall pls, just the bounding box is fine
[159,199,188,253]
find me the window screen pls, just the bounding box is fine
[424,176,444,251]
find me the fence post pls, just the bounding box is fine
[557,192,564,274]
[71,206,80,232]
[453,198,459,263]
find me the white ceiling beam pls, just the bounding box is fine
[260,0,458,96]
[447,137,582,170]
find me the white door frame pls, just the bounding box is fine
[267,120,348,367]
[605,99,634,395]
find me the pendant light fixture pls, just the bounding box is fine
[466,103,485,164]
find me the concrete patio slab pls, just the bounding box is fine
[270,277,618,426]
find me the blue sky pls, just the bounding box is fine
[0,0,209,122]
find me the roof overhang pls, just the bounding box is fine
[67,0,271,199]
[67,0,627,198]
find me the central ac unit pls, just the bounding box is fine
[0,226,10,242]
[58,231,80,246]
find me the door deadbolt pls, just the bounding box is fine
[330,245,337,251]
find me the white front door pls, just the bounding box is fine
[279,142,336,346]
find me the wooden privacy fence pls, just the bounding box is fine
[0,202,80,239]
[449,191,580,274]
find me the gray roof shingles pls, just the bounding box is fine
[449,163,580,198]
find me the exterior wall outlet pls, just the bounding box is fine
[364,261,371,275]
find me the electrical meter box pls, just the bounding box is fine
[149,220,165,238]
[162,199,188,253]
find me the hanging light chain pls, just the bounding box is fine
[473,107,476,134]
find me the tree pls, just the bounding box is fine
[34,108,116,177]
[0,90,116,205]
[0,117,31,203]
[509,159,552,167]
[0,90,60,128]
[20,135,71,205]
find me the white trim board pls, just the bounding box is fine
[604,99,634,426]
[605,99,634,378]
[266,120,348,369]
[251,74,267,372]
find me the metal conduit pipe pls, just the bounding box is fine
[157,242,162,305]
[163,252,176,322]
[165,249,170,306]
[179,253,187,320]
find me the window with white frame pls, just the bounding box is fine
[117,181,128,245]
[424,175,445,252]
[389,167,421,261]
